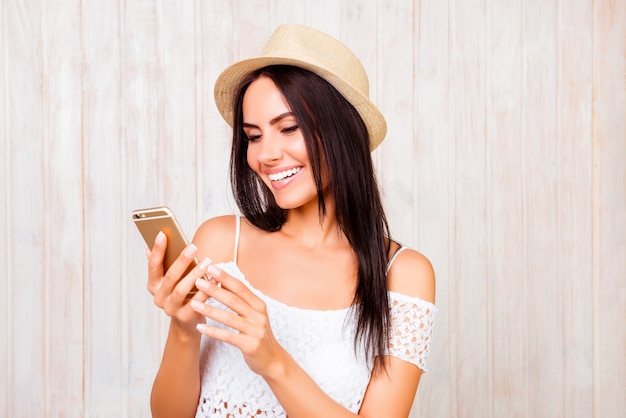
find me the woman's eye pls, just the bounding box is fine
[244,133,261,142]
[282,125,299,134]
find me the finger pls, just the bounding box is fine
[197,269,258,318]
[189,284,211,303]
[194,279,269,340]
[195,321,249,348]
[190,298,240,328]
[206,265,267,313]
[146,231,167,294]
[169,257,212,303]
[157,261,212,318]
[190,296,262,339]
[159,243,199,294]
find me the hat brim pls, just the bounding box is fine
[213,56,387,151]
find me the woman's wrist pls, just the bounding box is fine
[259,346,294,384]
[169,317,202,345]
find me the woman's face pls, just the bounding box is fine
[242,76,319,210]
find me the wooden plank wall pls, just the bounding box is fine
[1,0,624,417]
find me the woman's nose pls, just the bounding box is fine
[256,133,283,163]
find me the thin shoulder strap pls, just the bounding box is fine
[386,246,407,273]
[233,214,241,263]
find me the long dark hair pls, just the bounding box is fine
[229,65,391,368]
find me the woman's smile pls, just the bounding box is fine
[267,166,304,188]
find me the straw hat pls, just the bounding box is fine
[213,24,387,150]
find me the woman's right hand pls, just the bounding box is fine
[146,231,211,334]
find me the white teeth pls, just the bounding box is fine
[268,167,302,182]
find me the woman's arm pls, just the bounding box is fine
[266,355,423,418]
[359,248,436,417]
[148,215,237,417]
[146,232,210,417]
[150,320,202,417]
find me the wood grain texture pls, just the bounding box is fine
[6,0,47,415]
[1,0,624,416]
[120,1,162,415]
[377,0,415,245]
[0,0,7,415]
[82,0,125,415]
[196,0,236,221]
[487,1,527,416]
[592,0,626,417]
[449,1,492,416]
[557,1,594,416]
[41,0,84,414]
[411,1,453,416]
[523,2,565,416]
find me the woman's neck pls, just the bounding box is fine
[279,197,346,250]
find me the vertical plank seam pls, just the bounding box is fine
[369,0,384,173]
[412,0,416,251]
[194,0,201,226]
[555,0,566,414]
[119,0,129,415]
[156,0,165,360]
[40,1,50,414]
[413,0,420,254]
[587,1,595,415]
[484,0,494,416]
[447,1,458,416]
[552,0,567,413]
[157,0,164,206]
[78,0,87,413]
[410,1,422,410]
[80,1,90,413]
[2,0,12,414]
[520,1,529,416]
[590,0,601,417]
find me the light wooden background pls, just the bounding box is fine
[1,0,624,417]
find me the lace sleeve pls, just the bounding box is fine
[386,292,437,371]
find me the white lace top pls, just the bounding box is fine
[195,218,437,417]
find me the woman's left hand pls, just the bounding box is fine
[190,265,285,378]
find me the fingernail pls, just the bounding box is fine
[183,243,197,258]
[144,247,151,258]
[195,277,209,290]
[198,257,211,270]
[190,299,204,310]
[207,265,221,277]
[155,231,166,244]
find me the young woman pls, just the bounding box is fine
[145,24,436,417]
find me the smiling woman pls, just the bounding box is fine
[145,24,436,417]
[242,77,315,206]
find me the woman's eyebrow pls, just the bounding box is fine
[269,112,295,125]
[243,112,295,129]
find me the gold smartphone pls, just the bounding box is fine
[131,206,198,280]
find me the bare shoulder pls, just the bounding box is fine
[191,214,238,263]
[387,247,436,304]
